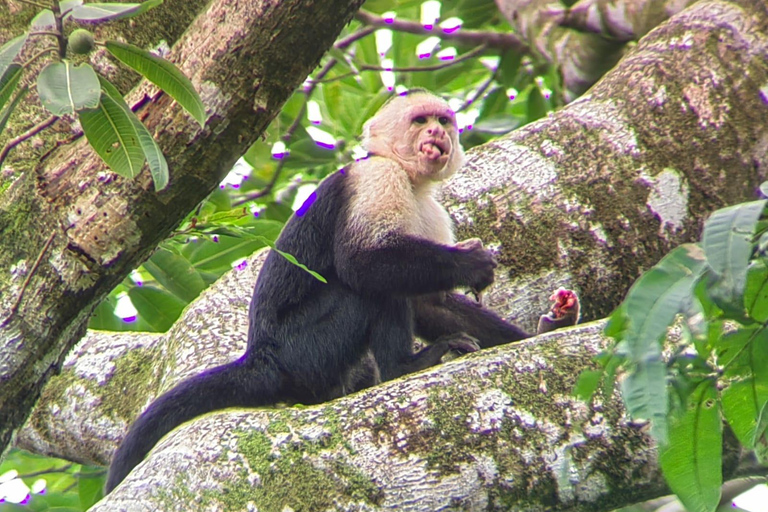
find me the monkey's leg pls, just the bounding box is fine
[366,298,460,381]
[413,292,529,348]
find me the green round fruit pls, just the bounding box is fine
[68,29,95,55]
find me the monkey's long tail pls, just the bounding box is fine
[105,356,280,493]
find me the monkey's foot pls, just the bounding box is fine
[436,332,481,354]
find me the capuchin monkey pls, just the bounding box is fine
[106,89,579,493]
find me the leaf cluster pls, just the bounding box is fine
[0,0,204,190]
[0,448,105,512]
[576,198,768,512]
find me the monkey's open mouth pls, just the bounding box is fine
[420,139,448,160]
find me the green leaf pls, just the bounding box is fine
[77,466,105,509]
[37,61,101,115]
[0,33,28,78]
[180,234,274,274]
[0,63,23,113]
[30,9,56,30]
[721,327,768,448]
[621,244,707,363]
[526,85,547,124]
[98,76,169,189]
[272,246,327,283]
[659,380,722,512]
[744,259,768,322]
[106,40,205,126]
[0,85,29,134]
[498,49,522,86]
[80,93,146,179]
[69,1,161,22]
[621,360,669,444]
[128,285,187,332]
[703,200,767,312]
[143,248,206,303]
[573,369,602,401]
[31,1,85,29]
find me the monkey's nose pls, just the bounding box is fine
[427,125,445,136]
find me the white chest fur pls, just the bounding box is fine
[346,157,455,246]
[408,186,455,245]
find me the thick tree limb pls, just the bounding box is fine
[451,0,768,333]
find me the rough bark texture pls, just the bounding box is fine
[93,321,670,512]
[493,0,702,98]
[0,0,365,459]
[457,0,768,333]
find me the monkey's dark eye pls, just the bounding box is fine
[413,116,427,124]
[438,116,449,125]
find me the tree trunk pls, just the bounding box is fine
[0,0,365,459]
[16,0,768,509]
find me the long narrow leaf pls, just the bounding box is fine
[0,33,28,78]
[703,200,767,311]
[98,77,169,190]
[105,40,205,126]
[38,61,100,115]
[621,360,669,444]
[70,1,162,23]
[79,94,146,179]
[659,380,722,512]
[0,86,29,135]
[620,244,707,363]
[0,64,23,113]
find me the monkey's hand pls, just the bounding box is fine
[536,288,580,334]
[435,332,481,362]
[454,238,496,293]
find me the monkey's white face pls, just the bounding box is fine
[362,92,465,185]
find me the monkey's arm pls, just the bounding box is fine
[414,289,580,348]
[335,235,495,296]
[413,293,529,347]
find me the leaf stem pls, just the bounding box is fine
[51,0,67,59]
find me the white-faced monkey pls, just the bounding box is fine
[106,89,579,492]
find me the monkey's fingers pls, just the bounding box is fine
[465,288,484,306]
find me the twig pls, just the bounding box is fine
[312,44,488,85]
[355,9,528,54]
[458,67,499,112]
[0,115,58,167]
[233,27,367,206]
[1,231,56,328]
[18,464,74,479]
[335,26,376,49]
[15,0,51,8]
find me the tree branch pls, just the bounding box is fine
[355,9,528,53]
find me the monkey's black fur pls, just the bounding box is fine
[106,170,528,492]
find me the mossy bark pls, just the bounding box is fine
[448,0,768,333]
